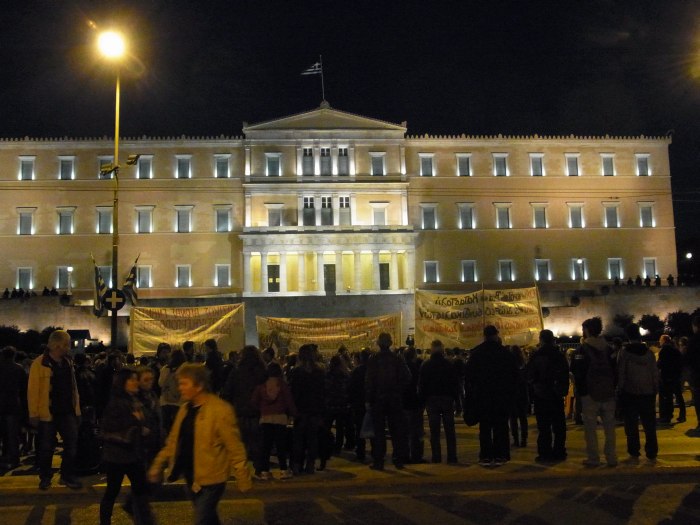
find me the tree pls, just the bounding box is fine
[639,314,664,340]
[665,311,693,338]
[0,325,21,349]
[612,313,634,330]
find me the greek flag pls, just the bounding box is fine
[91,255,107,317]
[301,62,322,75]
[123,255,140,305]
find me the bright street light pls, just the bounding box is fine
[686,252,693,260]
[97,31,126,59]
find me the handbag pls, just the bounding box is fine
[359,409,375,439]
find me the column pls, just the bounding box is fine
[245,194,252,227]
[314,145,321,176]
[335,251,344,293]
[401,193,408,226]
[331,146,338,176]
[280,252,287,293]
[243,252,252,293]
[390,250,399,290]
[244,145,251,177]
[261,252,268,294]
[406,250,416,291]
[400,145,406,179]
[297,195,304,226]
[349,146,356,177]
[314,196,321,226]
[354,251,362,292]
[298,252,306,292]
[296,146,303,177]
[350,193,358,225]
[372,250,380,290]
[316,251,325,292]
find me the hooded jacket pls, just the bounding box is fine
[570,336,616,400]
[618,341,658,395]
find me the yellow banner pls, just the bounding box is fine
[256,313,402,355]
[415,288,542,349]
[129,303,245,356]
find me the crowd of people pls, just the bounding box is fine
[1,317,700,523]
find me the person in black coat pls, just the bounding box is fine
[657,335,686,424]
[0,346,27,469]
[99,368,155,525]
[465,326,518,466]
[347,349,371,461]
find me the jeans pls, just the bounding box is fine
[100,461,154,525]
[323,407,351,454]
[370,396,408,467]
[620,392,658,459]
[425,396,456,462]
[238,416,263,474]
[292,414,322,471]
[187,482,226,525]
[0,414,20,464]
[260,423,289,472]
[659,380,686,422]
[533,397,567,458]
[403,407,425,462]
[478,412,510,461]
[581,395,617,464]
[37,414,79,481]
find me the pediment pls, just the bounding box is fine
[243,103,406,139]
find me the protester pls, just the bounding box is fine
[657,334,686,424]
[0,346,27,470]
[509,345,529,448]
[403,346,426,464]
[148,363,252,524]
[203,339,225,395]
[323,354,351,459]
[347,349,371,462]
[685,316,700,432]
[158,349,186,435]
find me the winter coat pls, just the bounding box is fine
[288,364,326,415]
[100,391,147,464]
[464,340,518,416]
[570,336,616,400]
[0,357,27,416]
[221,358,267,418]
[657,343,683,382]
[251,379,297,418]
[365,350,411,405]
[418,353,459,402]
[27,352,80,422]
[528,344,569,400]
[618,341,658,395]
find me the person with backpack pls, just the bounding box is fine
[528,330,569,462]
[571,317,618,467]
[618,323,659,463]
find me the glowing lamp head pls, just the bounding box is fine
[98,31,126,59]
[686,252,693,260]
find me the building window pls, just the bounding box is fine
[495,204,511,229]
[636,154,651,176]
[461,260,477,282]
[532,204,548,229]
[321,197,333,225]
[566,154,580,176]
[17,267,32,290]
[57,208,75,235]
[97,207,112,234]
[302,148,314,176]
[458,203,475,229]
[370,153,385,176]
[58,157,74,180]
[421,204,437,230]
[215,264,231,287]
[137,156,153,179]
[320,148,331,176]
[493,154,508,177]
[136,206,154,234]
[643,258,657,279]
[608,258,623,280]
[175,206,192,233]
[176,265,191,287]
[265,153,281,176]
[137,266,151,288]
[263,204,282,227]
[530,154,544,176]
[214,155,230,179]
[99,266,113,288]
[604,203,619,228]
[639,203,654,228]
[572,258,587,281]
[339,196,351,225]
[535,259,551,281]
[338,148,349,176]
[424,261,439,283]
[456,154,471,177]
[176,156,191,179]
[17,208,35,235]
[57,266,72,290]
[370,202,388,226]
[601,154,615,176]
[498,260,514,282]
[420,154,434,177]
[19,157,35,181]
[215,207,232,232]
[303,197,316,226]
[568,203,584,228]
[98,156,114,178]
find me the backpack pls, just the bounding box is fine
[584,343,615,401]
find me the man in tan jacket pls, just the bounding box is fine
[148,363,251,524]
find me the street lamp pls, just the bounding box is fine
[576,258,584,287]
[67,266,73,296]
[98,30,125,349]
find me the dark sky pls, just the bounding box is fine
[2,0,700,244]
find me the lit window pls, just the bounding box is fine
[601,154,615,176]
[493,154,508,176]
[532,204,548,229]
[604,203,619,228]
[370,202,388,226]
[321,196,333,225]
[136,156,152,179]
[535,259,551,281]
[57,207,75,235]
[572,258,587,281]
[643,258,657,279]
[19,157,35,181]
[636,154,651,176]
[302,197,316,226]
[456,154,471,177]
[568,203,584,228]
[58,157,74,180]
[421,204,437,229]
[266,153,281,176]
[302,148,314,176]
[424,261,439,283]
[458,203,475,229]
[215,264,231,287]
[176,265,191,287]
[461,260,476,282]
[215,207,232,232]
[639,203,654,228]
[97,207,112,234]
[176,156,191,179]
[495,204,511,229]
[175,206,192,233]
[420,154,434,177]
[608,258,623,280]
[137,266,151,288]
[498,260,514,282]
[320,148,331,176]
[98,156,114,178]
[17,267,32,290]
[17,208,35,235]
[339,196,351,226]
[566,154,580,176]
[136,206,154,234]
[530,154,544,176]
[57,266,73,290]
[370,153,385,176]
[214,155,230,179]
[338,148,349,176]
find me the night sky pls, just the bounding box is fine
[2,0,699,245]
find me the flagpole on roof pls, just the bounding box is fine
[319,55,326,102]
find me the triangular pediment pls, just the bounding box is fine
[243,103,406,139]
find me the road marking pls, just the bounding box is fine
[315,497,342,514]
[377,495,475,525]
[629,483,696,525]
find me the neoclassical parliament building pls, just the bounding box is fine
[0,103,677,338]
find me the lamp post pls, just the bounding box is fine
[66,266,73,296]
[576,258,584,288]
[98,30,125,349]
